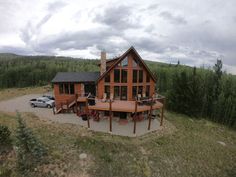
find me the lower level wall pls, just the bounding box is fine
[54,83,81,105]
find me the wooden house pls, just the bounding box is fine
[52,47,164,133]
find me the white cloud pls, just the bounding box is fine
[0,0,235,74]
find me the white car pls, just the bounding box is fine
[30,97,55,108]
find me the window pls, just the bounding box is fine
[121,69,127,83]
[133,70,137,83]
[64,84,69,94]
[70,84,75,94]
[59,83,75,94]
[113,112,120,117]
[146,74,150,82]
[104,111,109,116]
[114,69,120,83]
[133,59,138,67]
[121,56,128,67]
[132,86,137,99]
[114,86,120,99]
[146,85,150,97]
[138,86,143,95]
[59,84,64,94]
[105,74,110,83]
[105,85,110,98]
[121,86,127,100]
[139,70,143,83]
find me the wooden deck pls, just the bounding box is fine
[88,100,163,112]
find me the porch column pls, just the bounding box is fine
[148,98,153,130]
[133,100,138,134]
[109,99,112,132]
[86,98,90,128]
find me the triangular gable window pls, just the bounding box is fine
[121,56,128,67]
[132,59,138,67]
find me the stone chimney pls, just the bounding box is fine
[100,50,106,75]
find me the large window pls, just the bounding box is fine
[121,69,127,83]
[105,73,110,83]
[121,86,127,100]
[59,83,74,94]
[121,57,128,67]
[138,86,143,95]
[64,84,69,94]
[59,84,64,94]
[132,86,137,99]
[133,70,137,83]
[70,84,75,94]
[139,70,143,83]
[146,85,150,97]
[114,86,120,99]
[105,85,110,98]
[114,69,120,83]
[146,74,150,82]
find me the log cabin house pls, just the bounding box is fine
[52,46,164,133]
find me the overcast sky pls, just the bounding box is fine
[0,0,235,74]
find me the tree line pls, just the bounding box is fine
[0,54,235,128]
[148,60,236,129]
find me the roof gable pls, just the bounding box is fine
[97,46,157,82]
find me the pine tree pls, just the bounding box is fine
[15,112,47,173]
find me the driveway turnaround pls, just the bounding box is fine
[0,94,161,137]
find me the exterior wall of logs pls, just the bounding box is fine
[97,53,156,101]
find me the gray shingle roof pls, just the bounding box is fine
[51,72,100,83]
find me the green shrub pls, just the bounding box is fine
[0,125,11,145]
[15,112,47,173]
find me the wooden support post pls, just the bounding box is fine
[86,99,90,128]
[109,99,112,132]
[133,100,138,134]
[148,98,153,130]
[75,94,78,114]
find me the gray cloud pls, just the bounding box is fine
[94,5,141,30]
[159,11,187,25]
[47,1,67,12]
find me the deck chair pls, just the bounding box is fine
[142,93,146,98]
[137,94,143,105]
[110,93,114,102]
[102,93,107,102]
[137,94,142,101]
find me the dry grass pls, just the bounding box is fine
[0,111,235,177]
[0,85,52,101]
[0,87,236,177]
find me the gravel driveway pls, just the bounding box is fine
[0,94,82,123]
[0,94,161,137]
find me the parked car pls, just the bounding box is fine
[42,95,55,100]
[30,97,55,108]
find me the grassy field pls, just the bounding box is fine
[0,86,52,101]
[0,87,236,177]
